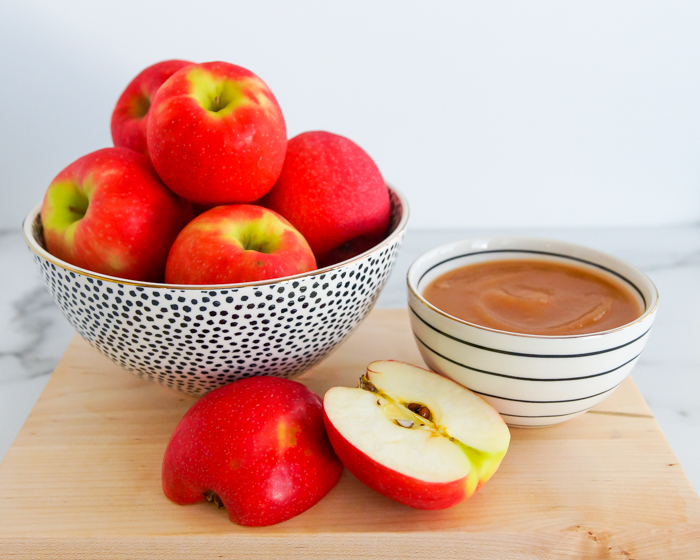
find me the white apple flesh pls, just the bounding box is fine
[323,360,510,509]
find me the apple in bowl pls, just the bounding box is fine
[165,204,317,285]
[147,61,287,206]
[110,59,193,157]
[260,131,391,267]
[40,147,193,282]
[323,360,510,509]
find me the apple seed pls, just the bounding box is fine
[394,419,414,429]
[407,402,432,421]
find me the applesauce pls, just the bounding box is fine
[422,259,643,336]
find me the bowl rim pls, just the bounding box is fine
[407,235,659,341]
[23,186,410,290]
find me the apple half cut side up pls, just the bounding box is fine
[323,360,510,510]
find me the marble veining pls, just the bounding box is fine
[1,285,60,381]
[1,225,699,496]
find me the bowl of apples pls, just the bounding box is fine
[23,60,409,395]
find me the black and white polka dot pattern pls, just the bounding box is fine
[25,189,408,395]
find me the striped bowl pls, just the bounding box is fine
[407,237,659,427]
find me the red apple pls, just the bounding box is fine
[323,360,511,510]
[147,61,287,205]
[110,59,193,157]
[162,376,343,526]
[260,131,391,268]
[40,147,193,282]
[165,204,316,285]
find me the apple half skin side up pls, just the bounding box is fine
[40,147,194,282]
[165,204,317,285]
[147,61,287,205]
[162,377,344,527]
[323,361,511,510]
[110,59,194,157]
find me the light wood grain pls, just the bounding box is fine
[0,308,698,559]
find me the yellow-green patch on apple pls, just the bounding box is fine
[40,147,193,282]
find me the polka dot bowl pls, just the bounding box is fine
[23,188,408,395]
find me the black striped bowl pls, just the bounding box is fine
[407,237,659,427]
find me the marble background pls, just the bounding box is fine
[1,225,699,495]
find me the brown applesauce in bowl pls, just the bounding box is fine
[422,259,643,336]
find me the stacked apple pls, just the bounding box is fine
[40,59,391,284]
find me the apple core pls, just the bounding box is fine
[360,374,480,465]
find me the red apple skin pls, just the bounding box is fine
[110,59,193,157]
[40,147,194,282]
[147,61,287,205]
[162,377,344,526]
[322,408,468,510]
[165,204,316,285]
[259,131,390,268]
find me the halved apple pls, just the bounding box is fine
[323,360,511,510]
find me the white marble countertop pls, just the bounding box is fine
[1,225,699,496]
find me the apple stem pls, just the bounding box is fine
[68,204,87,219]
[359,377,378,393]
[214,96,220,110]
[204,491,225,509]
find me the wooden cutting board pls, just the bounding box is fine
[1,308,698,559]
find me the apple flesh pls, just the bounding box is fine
[165,204,316,285]
[260,131,391,268]
[323,360,510,510]
[110,59,193,157]
[40,147,193,282]
[162,376,343,526]
[147,61,287,205]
